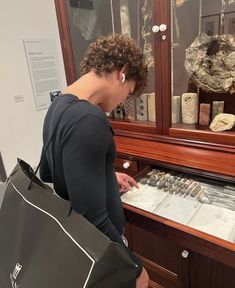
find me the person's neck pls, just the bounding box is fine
[63,72,110,107]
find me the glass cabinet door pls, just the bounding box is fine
[170,0,235,145]
[63,0,158,131]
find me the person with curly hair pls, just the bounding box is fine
[40,34,149,288]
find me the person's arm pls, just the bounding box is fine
[61,114,142,276]
[39,150,53,183]
[136,268,149,288]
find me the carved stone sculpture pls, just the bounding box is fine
[185,33,235,94]
[209,113,235,132]
[199,103,211,126]
[142,0,154,68]
[182,93,198,124]
[212,101,224,120]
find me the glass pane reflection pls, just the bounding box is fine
[171,0,235,133]
[66,0,156,123]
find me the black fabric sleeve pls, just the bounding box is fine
[39,150,53,183]
[61,114,142,277]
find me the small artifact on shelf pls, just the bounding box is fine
[124,97,135,120]
[175,0,188,7]
[175,187,182,194]
[136,94,148,121]
[147,177,157,187]
[147,168,160,176]
[190,184,202,197]
[139,177,148,185]
[157,177,168,189]
[113,105,124,119]
[169,185,178,194]
[209,113,235,132]
[212,101,224,120]
[182,93,198,124]
[197,190,235,211]
[172,96,181,124]
[199,103,211,126]
[147,93,156,122]
[184,181,197,196]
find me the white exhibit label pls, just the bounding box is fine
[23,39,62,110]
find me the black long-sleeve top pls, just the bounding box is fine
[39,94,142,276]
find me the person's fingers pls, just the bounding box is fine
[122,181,132,190]
[119,186,128,193]
[127,177,139,189]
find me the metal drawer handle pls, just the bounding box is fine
[123,162,130,169]
[181,250,189,258]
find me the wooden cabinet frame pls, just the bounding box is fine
[54,0,235,155]
[53,2,235,284]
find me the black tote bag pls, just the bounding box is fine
[0,158,137,287]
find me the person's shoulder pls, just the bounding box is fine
[74,99,110,126]
[57,94,113,132]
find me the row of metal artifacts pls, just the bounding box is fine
[139,168,235,210]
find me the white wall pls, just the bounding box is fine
[0,0,67,176]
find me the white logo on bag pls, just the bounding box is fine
[10,263,22,288]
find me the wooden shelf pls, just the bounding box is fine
[170,124,235,146]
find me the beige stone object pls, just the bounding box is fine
[199,103,211,126]
[209,113,235,132]
[212,101,224,120]
[176,0,188,7]
[147,92,156,122]
[172,96,181,124]
[182,93,198,124]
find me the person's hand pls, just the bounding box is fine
[136,268,149,288]
[115,172,139,193]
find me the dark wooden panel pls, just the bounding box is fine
[126,222,189,288]
[190,253,235,288]
[149,279,164,288]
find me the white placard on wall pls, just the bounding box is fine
[23,39,62,110]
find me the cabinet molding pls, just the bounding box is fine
[115,136,235,178]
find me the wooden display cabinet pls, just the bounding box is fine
[54,0,235,287]
[116,157,235,288]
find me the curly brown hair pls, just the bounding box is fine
[80,34,148,95]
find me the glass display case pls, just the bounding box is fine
[170,0,235,145]
[55,0,235,147]
[121,166,235,242]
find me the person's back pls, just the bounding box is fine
[40,33,149,288]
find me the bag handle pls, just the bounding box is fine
[28,100,78,190]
